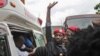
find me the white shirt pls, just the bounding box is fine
[16,47,29,56]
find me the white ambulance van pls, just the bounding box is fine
[0,0,46,56]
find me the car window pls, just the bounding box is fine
[34,33,45,47]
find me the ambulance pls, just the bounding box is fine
[0,0,46,56]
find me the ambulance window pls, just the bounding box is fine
[0,36,11,56]
[34,33,45,47]
[12,31,37,48]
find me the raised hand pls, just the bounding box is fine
[46,2,58,42]
[47,1,58,9]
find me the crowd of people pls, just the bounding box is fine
[13,1,100,56]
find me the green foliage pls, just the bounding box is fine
[94,3,100,14]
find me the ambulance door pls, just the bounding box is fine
[0,23,11,56]
[0,23,18,56]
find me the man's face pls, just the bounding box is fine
[67,29,74,36]
[17,35,24,48]
[54,33,64,42]
[63,36,68,44]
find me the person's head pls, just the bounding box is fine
[67,26,80,36]
[62,36,68,44]
[67,28,100,56]
[53,28,65,43]
[13,35,24,48]
[12,32,25,49]
[33,46,49,56]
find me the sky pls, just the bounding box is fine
[25,0,100,27]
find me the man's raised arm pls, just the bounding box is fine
[46,2,58,42]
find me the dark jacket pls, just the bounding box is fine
[46,38,67,56]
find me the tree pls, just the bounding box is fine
[94,3,100,14]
